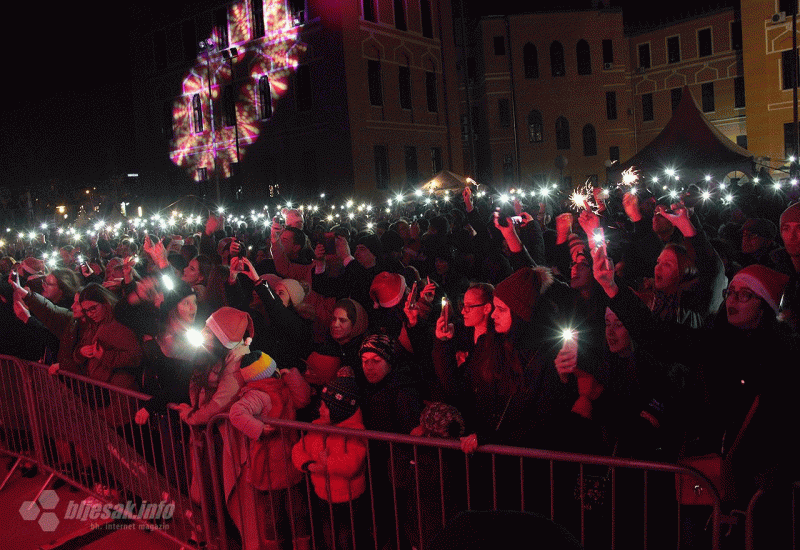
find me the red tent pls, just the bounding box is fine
[608,86,754,184]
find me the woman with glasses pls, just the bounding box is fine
[593,247,797,543]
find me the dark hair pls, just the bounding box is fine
[662,243,697,281]
[334,298,358,325]
[79,282,118,308]
[192,254,212,285]
[50,268,81,298]
[467,282,494,305]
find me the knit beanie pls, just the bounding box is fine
[380,229,404,254]
[369,271,406,309]
[360,333,399,364]
[321,367,360,425]
[274,278,305,306]
[493,267,549,322]
[731,264,790,314]
[419,402,465,438]
[303,351,342,386]
[205,306,254,349]
[741,218,777,241]
[780,202,800,227]
[240,351,277,382]
[357,233,383,259]
[159,279,196,318]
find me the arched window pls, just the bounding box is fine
[555,116,570,150]
[528,110,543,142]
[582,124,597,156]
[192,94,203,133]
[523,43,539,79]
[259,76,272,120]
[576,39,591,75]
[550,41,565,77]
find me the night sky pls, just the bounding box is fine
[0,0,735,197]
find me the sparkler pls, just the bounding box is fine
[568,179,598,213]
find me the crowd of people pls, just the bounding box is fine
[1,180,799,549]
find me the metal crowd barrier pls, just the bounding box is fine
[0,355,209,549]
[205,414,732,550]
[4,353,794,550]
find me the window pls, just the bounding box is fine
[192,94,203,133]
[363,0,376,22]
[667,36,681,63]
[785,122,798,158]
[287,0,305,24]
[671,87,683,111]
[582,125,597,156]
[734,77,745,108]
[602,39,613,65]
[214,7,229,49]
[783,49,799,90]
[222,84,236,127]
[528,110,543,142]
[399,66,412,110]
[431,147,442,174]
[405,146,418,184]
[368,59,383,106]
[426,71,438,112]
[251,0,265,39]
[731,21,742,50]
[701,82,714,113]
[698,28,712,57]
[555,116,570,150]
[736,135,748,149]
[502,154,513,182]
[197,167,208,181]
[394,0,407,31]
[642,93,654,121]
[550,41,565,77]
[609,146,620,163]
[638,43,651,69]
[606,91,617,120]
[576,39,591,75]
[498,98,511,127]
[523,43,539,79]
[163,101,174,140]
[295,65,312,111]
[259,76,272,119]
[374,145,389,189]
[494,36,505,56]
[421,0,433,38]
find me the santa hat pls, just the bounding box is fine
[21,257,45,277]
[369,271,406,309]
[780,202,800,226]
[240,351,277,382]
[731,264,790,314]
[321,367,360,425]
[493,266,553,322]
[205,306,254,349]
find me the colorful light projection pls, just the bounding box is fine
[170,0,304,181]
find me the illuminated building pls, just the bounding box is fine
[130,0,463,200]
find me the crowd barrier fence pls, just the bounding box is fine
[1,354,795,550]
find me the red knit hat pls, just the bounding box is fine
[369,271,406,309]
[731,264,790,314]
[205,306,254,349]
[780,202,800,227]
[493,267,553,322]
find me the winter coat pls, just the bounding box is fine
[229,368,311,490]
[292,410,367,503]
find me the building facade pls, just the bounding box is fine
[130,0,463,202]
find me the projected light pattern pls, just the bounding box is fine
[170,0,303,181]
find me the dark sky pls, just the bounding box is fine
[0,0,735,196]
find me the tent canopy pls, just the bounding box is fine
[608,86,754,185]
[421,170,475,194]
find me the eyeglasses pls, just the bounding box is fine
[722,287,756,303]
[462,303,487,311]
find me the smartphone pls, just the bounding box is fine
[510,216,523,225]
[233,239,246,257]
[408,281,419,310]
[592,228,606,251]
[323,232,336,255]
[441,297,449,326]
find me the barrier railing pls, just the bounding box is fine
[205,414,728,550]
[0,355,209,549]
[6,353,794,550]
